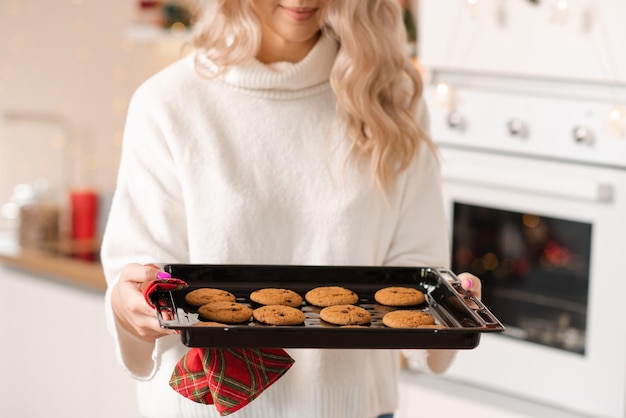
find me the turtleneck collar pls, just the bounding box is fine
[196,32,338,98]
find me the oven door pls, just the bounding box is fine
[438,147,626,418]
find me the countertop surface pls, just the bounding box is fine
[0,232,106,291]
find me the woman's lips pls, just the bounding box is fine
[281,6,318,22]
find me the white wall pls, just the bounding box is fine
[0,0,188,211]
[0,2,189,413]
[419,0,626,84]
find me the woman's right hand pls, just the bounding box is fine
[111,263,178,341]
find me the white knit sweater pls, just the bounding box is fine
[101,34,454,418]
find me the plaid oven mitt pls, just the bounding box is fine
[142,275,296,416]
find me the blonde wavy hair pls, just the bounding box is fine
[190,0,435,190]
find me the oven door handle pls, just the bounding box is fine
[442,166,614,203]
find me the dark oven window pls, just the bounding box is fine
[451,202,592,354]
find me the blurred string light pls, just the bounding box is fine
[169,21,187,36]
[436,82,450,97]
[435,81,454,109]
[555,0,570,12]
[607,105,626,138]
[434,0,625,140]
[551,0,570,24]
[465,0,480,19]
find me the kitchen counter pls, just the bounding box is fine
[0,262,138,418]
[0,233,105,291]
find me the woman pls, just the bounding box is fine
[101,1,481,417]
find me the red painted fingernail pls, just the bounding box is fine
[157,272,171,279]
[466,278,473,289]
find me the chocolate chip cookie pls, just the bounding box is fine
[319,304,371,326]
[197,301,253,324]
[382,310,436,328]
[250,288,303,307]
[305,286,359,307]
[253,305,306,326]
[185,288,236,307]
[374,286,425,307]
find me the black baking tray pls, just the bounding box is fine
[153,264,505,349]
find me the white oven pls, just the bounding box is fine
[423,71,626,418]
[417,1,626,416]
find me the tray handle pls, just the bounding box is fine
[153,291,181,326]
[436,268,505,330]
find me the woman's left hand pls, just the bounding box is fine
[457,272,482,301]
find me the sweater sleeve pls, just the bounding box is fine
[385,99,457,374]
[100,81,190,379]
[384,99,450,269]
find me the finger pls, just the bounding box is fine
[144,264,172,279]
[458,272,482,300]
[461,275,474,291]
[134,313,178,341]
[129,290,179,338]
[144,264,172,281]
[121,263,162,285]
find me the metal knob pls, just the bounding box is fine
[572,126,595,145]
[447,111,465,130]
[507,118,528,138]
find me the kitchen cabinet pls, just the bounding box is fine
[396,371,593,418]
[0,264,138,418]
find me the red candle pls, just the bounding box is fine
[70,189,98,241]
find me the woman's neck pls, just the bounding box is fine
[256,30,321,64]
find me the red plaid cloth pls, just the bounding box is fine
[142,277,295,416]
[170,347,295,416]
[142,278,188,307]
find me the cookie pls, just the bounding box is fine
[198,301,253,324]
[250,288,303,307]
[319,304,371,326]
[382,310,436,328]
[374,286,425,307]
[253,305,306,326]
[305,286,359,307]
[185,288,236,307]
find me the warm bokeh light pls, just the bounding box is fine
[481,252,499,271]
[436,82,450,96]
[609,107,624,120]
[522,214,540,229]
[111,96,128,114]
[607,105,626,138]
[112,66,129,82]
[169,22,187,36]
